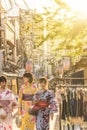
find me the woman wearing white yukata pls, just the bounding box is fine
[0,76,17,130]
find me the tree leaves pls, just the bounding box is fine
[19,1,87,63]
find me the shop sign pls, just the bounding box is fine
[63,57,71,70]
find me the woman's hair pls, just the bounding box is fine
[23,72,33,83]
[39,77,48,89]
[0,76,7,83]
[39,77,47,84]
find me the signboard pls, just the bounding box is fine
[0,50,3,75]
[25,60,32,72]
[63,57,71,70]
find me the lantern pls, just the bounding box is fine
[25,61,32,72]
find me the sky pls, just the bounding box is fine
[21,0,54,12]
[64,0,87,17]
[2,0,56,16]
[2,0,87,17]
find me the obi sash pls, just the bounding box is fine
[0,100,10,107]
[22,94,34,101]
[38,100,49,108]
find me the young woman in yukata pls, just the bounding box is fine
[18,72,37,130]
[0,76,17,130]
[33,77,58,130]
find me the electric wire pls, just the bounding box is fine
[22,0,30,10]
[3,0,12,12]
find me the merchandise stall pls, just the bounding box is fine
[51,56,87,130]
[58,57,87,130]
[54,77,87,130]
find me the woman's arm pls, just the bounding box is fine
[32,90,40,105]
[32,100,40,105]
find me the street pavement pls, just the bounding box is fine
[50,113,59,130]
[12,109,19,130]
[12,112,59,130]
[13,118,19,130]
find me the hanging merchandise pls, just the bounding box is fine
[55,77,87,130]
[60,85,87,130]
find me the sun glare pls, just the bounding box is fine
[3,0,87,17]
[24,0,54,13]
[64,0,87,17]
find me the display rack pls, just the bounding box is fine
[55,77,87,130]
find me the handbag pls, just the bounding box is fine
[0,108,7,120]
[15,115,22,128]
[28,104,40,116]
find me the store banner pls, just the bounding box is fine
[0,50,3,75]
[25,60,32,72]
[63,57,71,70]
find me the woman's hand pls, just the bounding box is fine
[12,102,17,110]
[32,100,40,105]
[12,102,17,107]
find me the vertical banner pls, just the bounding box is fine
[0,50,3,75]
[25,60,32,72]
[63,57,71,70]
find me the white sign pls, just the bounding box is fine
[63,57,71,70]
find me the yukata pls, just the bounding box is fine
[33,90,57,130]
[18,84,37,130]
[0,88,17,130]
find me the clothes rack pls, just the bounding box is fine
[55,77,87,130]
[56,85,87,87]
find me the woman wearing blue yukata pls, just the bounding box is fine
[33,77,58,130]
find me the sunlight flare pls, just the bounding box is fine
[64,0,87,17]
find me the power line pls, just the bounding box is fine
[7,0,18,16]
[13,0,19,8]
[22,0,30,10]
[3,0,12,12]
[3,0,9,11]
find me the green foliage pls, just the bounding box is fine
[19,1,87,62]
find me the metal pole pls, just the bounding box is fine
[56,85,87,87]
[43,16,47,76]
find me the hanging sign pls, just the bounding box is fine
[25,60,32,72]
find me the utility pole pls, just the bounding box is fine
[43,16,48,76]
